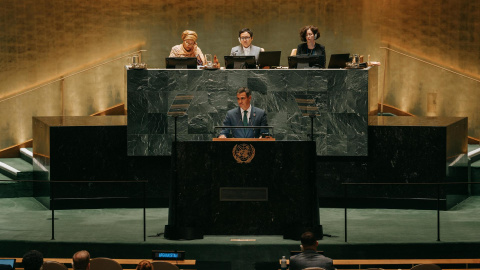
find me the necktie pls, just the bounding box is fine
[243,111,248,126]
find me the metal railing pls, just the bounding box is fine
[342,181,479,242]
[0,179,148,241]
[0,49,146,106]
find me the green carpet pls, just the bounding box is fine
[1,197,480,270]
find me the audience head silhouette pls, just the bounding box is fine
[72,250,90,270]
[136,260,153,270]
[300,231,319,250]
[22,250,43,270]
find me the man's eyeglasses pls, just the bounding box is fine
[240,37,251,41]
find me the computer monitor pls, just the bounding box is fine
[165,57,198,69]
[288,55,325,69]
[328,53,351,69]
[224,56,257,69]
[0,259,15,270]
[258,51,282,68]
[152,250,185,261]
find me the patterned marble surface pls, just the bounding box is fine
[127,68,378,156]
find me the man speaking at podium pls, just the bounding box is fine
[219,87,268,138]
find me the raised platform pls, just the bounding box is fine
[31,115,469,210]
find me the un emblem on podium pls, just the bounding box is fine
[232,144,255,164]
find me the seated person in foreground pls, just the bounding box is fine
[169,30,206,66]
[230,28,264,61]
[136,260,153,270]
[72,250,90,270]
[289,232,335,270]
[219,87,268,138]
[22,250,43,270]
[296,25,326,68]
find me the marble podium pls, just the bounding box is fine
[126,67,378,156]
[164,140,320,239]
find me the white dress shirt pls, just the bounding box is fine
[241,105,252,123]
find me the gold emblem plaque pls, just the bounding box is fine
[232,143,255,164]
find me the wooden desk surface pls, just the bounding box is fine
[212,138,275,141]
[281,258,480,266]
[333,259,480,265]
[1,257,196,266]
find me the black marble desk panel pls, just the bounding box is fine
[127,67,378,156]
[319,116,469,209]
[32,116,169,209]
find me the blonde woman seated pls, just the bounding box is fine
[169,30,206,66]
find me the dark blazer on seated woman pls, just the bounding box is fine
[296,43,326,67]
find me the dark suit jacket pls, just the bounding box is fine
[289,250,334,270]
[296,43,326,68]
[220,106,268,138]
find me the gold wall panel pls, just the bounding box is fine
[0,0,479,149]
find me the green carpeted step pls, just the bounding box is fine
[468,144,480,151]
[0,158,33,180]
[0,173,32,198]
[0,172,12,181]
[20,147,33,164]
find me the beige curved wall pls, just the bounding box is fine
[0,0,478,150]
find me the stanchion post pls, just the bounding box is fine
[143,181,146,242]
[344,183,348,243]
[51,181,55,240]
[437,182,440,242]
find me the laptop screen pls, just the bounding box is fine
[224,56,256,69]
[165,57,198,69]
[0,259,15,270]
[258,51,281,68]
[288,55,325,69]
[327,53,351,69]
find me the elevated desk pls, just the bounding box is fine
[126,67,378,157]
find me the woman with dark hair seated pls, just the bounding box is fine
[296,25,326,67]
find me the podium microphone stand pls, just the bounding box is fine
[291,94,324,240]
[164,94,202,240]
[294,94,320,141]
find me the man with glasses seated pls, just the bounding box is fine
[230,28,264,61]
